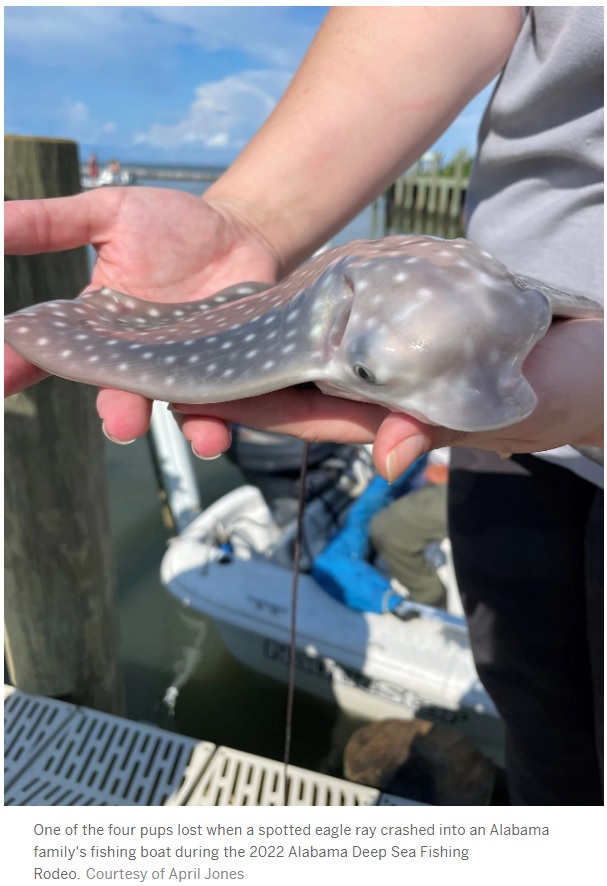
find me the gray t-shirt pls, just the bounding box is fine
[465,6,603,485]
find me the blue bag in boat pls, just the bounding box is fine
[311,456,428,613]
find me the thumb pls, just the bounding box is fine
[373,411,463,481]
[4,344,48,397]
[4,189,122,255]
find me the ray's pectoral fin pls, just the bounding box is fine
[425,366,539,433]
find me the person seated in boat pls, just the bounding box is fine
[108,158,121,183]
[370,449,449,609]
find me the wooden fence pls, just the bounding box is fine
[379,155,470,238]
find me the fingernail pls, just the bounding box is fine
[385,435,427,484]
[191,443,222,461]
[102,423,136,445]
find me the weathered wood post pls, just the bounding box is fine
[4,135,124,714]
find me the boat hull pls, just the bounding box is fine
[161,485,504,764]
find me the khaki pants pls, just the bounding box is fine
[369,482,447,607]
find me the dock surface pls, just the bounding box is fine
[4,686,418,807]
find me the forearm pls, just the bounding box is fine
[205,6,522,273]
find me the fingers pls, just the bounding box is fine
[172,388,388,445]
[171,391,466,480]
[4,344,49,397]
[4,190,122,255]
[373,412,461,481]
[173,396,461,481]
[175,414,234,459]
[96,388,153,443]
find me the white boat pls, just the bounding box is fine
[81,168,135,189]
[157,418,504,764]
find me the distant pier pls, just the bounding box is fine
[80,164,224,184]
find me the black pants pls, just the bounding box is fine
[448,449,603,805]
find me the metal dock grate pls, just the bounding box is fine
[167,745,385,807]
[4,687,210,806]
[4,687,421,806]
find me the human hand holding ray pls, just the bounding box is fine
[5,185,281,450]
[5,188,602,481]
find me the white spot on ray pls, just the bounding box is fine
[37,338,49,346]
[61,350,72,357]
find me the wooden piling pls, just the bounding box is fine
[4,135,124,714]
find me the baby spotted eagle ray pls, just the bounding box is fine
[4,236,603,432]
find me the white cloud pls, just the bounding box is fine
[5,6,318,70]
[59,100,117,145]
[135,70,292,151]
[148,7,318,69]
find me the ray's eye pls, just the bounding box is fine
[353,363,376,384]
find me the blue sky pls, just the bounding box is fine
[5,6,494,169]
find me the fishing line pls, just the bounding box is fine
[283,440,310,806]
